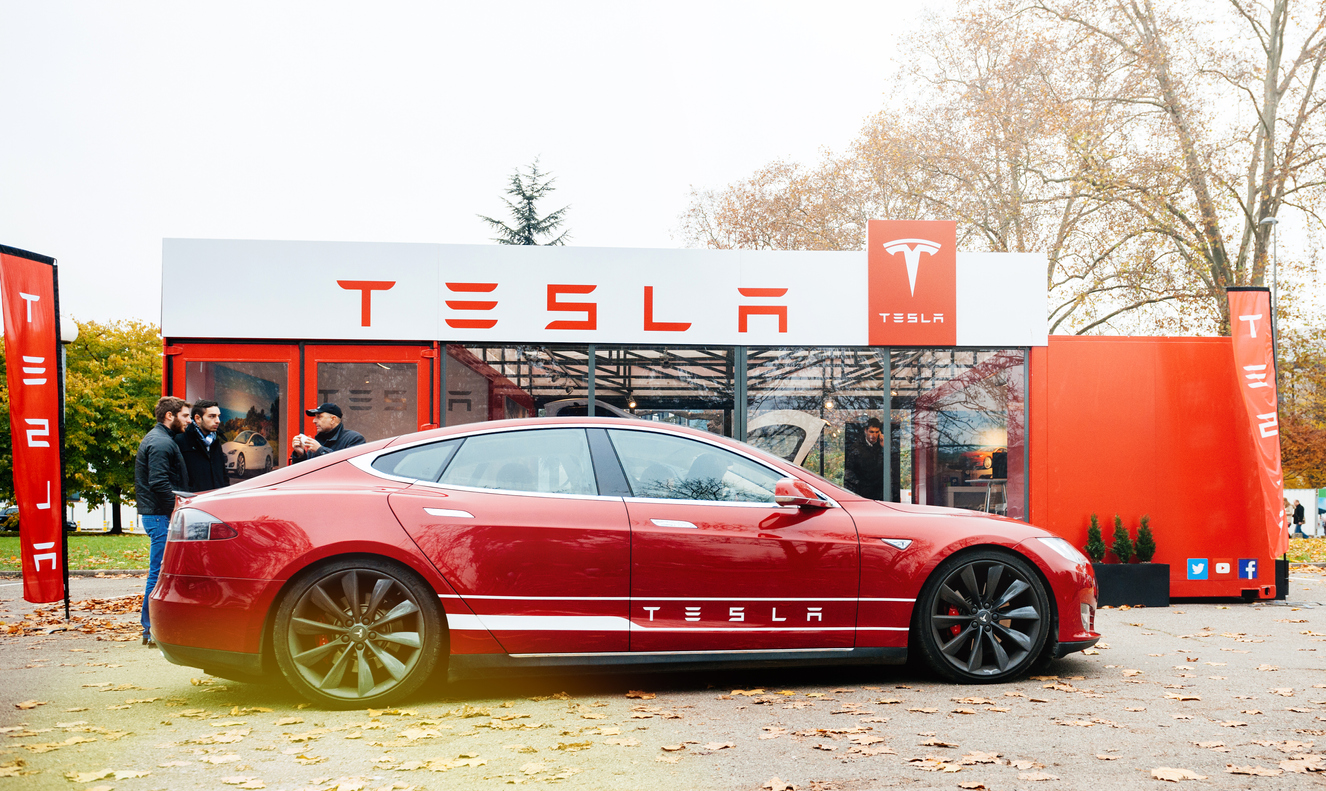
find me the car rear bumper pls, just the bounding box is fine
[149,573,277,655]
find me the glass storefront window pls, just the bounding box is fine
[185,361,288,482]
[746,348,891,497]
[892,349,1026,519]
[447,345,580,425]
[593,347,734,436]
[316,362,418,442]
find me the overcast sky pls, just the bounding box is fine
[0,1,928,325]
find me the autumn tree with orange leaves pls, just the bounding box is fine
[682,0,1326,337]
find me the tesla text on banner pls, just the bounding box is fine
[0,248,65,603]
[1227,287,1288,561]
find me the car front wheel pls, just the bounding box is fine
[914,549,1051,683]
[236,453,246,477]
[272,558,443,708]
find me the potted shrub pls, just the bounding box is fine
[1084,514,1107,563]
[1092,514,1169,608]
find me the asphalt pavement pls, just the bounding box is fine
[2,574,1326,790]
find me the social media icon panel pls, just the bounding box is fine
[1239,559,1259,579]
[1187,559,1208,580]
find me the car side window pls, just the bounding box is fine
[606,429,780,503]
[438,428,597,496]
[372,439,462,482]
[253,435,267,447]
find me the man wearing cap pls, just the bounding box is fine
[289,403,366,464]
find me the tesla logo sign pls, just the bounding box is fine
[868,220,956,345]
[882,238,942,296]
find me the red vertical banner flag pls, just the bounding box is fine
[0,246,66,603]
[1227,287,1288,559]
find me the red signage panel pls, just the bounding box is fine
[0,248,65,603]
[867,220,957,346]
[1227,287,1288,560]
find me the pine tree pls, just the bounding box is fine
[478,159,571,246]
[1111,514,1134,563]
[1084,514,1107,562]
[1135,515,1157,562]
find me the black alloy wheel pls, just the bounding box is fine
[273,558,443,708]
[914,549,1051,683]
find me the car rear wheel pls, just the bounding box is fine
[914,549,1050,683]
[273,558,442,708]
[263,455,273,473]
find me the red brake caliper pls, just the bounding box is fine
[947,606,962,637]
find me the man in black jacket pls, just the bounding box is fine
[134,396,190,647]
[289,403,366,464]
[843,417,885,500]
[175,399,229,491]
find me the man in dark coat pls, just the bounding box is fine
[289,403,366,464]
[175,399,229,491]
[843,417,885,500]
[134,396,190,647]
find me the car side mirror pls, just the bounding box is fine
[774,477,829,509]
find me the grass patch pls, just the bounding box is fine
[1288,537,1326,564]
[0,533,150,571]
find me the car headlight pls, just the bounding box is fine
[1038,536,1090,565]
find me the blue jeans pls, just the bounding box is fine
[141,515,169,638]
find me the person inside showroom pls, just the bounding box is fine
[289,403,366,464]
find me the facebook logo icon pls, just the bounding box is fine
[1187,559,1208,580]
[1239,559,1259,579]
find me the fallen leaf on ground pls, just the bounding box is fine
[1018,772,1059,781]
[763,779,795,791]
[660,744,684,752]
[625,690,655,699]
[1226,765,1283,776]
[13,701,45,710]
[1097,754,1120,760]
[704,742,735,750]
[1152,767,1207,781]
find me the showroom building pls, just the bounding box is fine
[160,222,1281,598]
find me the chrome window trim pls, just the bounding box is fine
[348,422,842,508]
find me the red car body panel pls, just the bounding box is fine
[388,485,631,655]
[150,417,1098,676]
[626,499,859,651]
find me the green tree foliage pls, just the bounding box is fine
[1135,514,1157,563]
[1084,513,1106,562]
[478,159,571,246]
[1111,514,1134,564]
[0,320,162,532]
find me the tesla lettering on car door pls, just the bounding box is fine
[605,429,860,652]
[385,428,631,654]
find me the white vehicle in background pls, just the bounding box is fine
[222,430,274,477]
[746,410,829,466]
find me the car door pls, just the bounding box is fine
[384,427,631,654]
[602,427,860,652]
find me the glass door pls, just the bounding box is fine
[304,345,435,443]
[167,343,300,483]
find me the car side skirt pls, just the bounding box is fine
[158,640,264,677]
[447,646,907,681]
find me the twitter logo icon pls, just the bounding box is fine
[1187,559,1208,580]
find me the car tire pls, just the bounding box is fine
[263,454,273,473]
[913,548,1051,684]
[236,453,246,477]
[272,557,443,709]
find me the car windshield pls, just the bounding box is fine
[232,430,253,443]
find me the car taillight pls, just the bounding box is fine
[167,508,239,541]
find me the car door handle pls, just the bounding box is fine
[650,519,697,529]
[424,508,474,519]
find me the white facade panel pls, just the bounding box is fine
[162,239,1047,347]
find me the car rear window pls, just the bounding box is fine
[371,439,462,482]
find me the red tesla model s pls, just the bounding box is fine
[152,418,1098,708]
